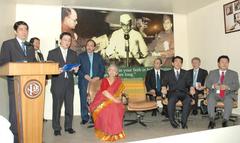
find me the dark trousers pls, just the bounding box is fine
[78,80,89,122]
[167,93,191,124]
[7,77,18,143]
[52,79,74,131]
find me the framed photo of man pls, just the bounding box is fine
[224,0,240,33]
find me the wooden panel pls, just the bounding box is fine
[0,62,59,76]
[15,76,45,143]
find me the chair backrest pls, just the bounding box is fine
[123,79,147,102]
[87,79,102,103]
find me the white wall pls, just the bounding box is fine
[188,0,240,72]
[174,14,190,69]
[16,4,61,59]
[0,0,16,118]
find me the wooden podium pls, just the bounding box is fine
[0,62,59,143]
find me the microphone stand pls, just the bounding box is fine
[124,33,130,67]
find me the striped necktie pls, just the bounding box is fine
[21,42,27,56]
[219,71,225,98]
[156,71,161,92]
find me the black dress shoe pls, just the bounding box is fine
[54,130,61,136]
[222,120,228,127]
[152,110,157,116]
[192,110,198,115]
[80,120,88,125]
[208,121,215,129]
[170,121,179,128]
[181,122,188,129]
[65,128,76,134]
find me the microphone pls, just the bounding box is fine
[124,33,129,40]
[55,40,59,48]
[124,33,130,52]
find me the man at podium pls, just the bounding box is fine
[0,21,36,143]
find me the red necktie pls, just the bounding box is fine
[219,71,225,98]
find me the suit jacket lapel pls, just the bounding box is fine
[189,69,194,81]
[171,70,177,81]
[178,69,183,80]
[215,70,220,83]
[151,69,156,87]
[14,38,25,56]
[57,47,65,65]
[85,52,90,73]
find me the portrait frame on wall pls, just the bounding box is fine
[224,0,240,34]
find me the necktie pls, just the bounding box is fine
[89,53,93,77]
[156,71,161,92]
[193,70,197,86]
[21,42,27,56]
[176,70,180,80]
[219,71,225,98]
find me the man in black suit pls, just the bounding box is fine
[30,37,44,62]
[145,57,167,116]
[0,21,36,143]
[78,39,105,125]
[188,57,208,115]
[162,56,195,129]
[47,32,79,136]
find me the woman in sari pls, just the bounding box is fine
[90,64,125,142]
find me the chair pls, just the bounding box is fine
[203,91,239,124]
[123,79,158,127]
[86,79,102,128]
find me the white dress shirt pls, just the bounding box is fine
[0,115,13,143]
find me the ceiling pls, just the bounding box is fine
[16,0,220,14]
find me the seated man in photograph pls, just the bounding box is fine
[188,57,208,115]
[161,56,195,129]
[205,55,239,129]
[145,57,167,116]
[106,13,148,67]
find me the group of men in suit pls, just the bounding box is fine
[0,21,105,142]
[145,56,239,129]
[0,21,239,143]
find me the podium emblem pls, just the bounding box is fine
[24,80,42,99]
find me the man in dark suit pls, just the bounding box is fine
[205,55,239,129]
[188,57,208,115]
[78,39,105,125]
[30,37,44,62]
[0,21,36,143]
[47,32,79,136]
[162,56,195,129]
[145,57,167,116]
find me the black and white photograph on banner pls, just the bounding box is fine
[61,7,174,69]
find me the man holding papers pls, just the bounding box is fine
[47,32,79,136]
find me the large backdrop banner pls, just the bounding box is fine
[61,7,174,78]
